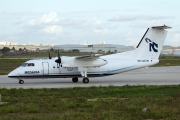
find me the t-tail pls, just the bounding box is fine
[135,25,171,59]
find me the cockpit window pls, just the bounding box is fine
[21,63,28,67]
[21,63,35,67]
[27,63,35,66]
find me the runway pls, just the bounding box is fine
[0,66,180,88]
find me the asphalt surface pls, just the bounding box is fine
[0,66,180,88]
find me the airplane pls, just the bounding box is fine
[8,25,171,84]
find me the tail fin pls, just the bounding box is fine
[135,25,171,59]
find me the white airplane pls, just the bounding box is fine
[8,25,171,84]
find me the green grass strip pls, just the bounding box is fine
[0,85,179,119]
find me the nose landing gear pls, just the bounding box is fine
[19,80,24,84]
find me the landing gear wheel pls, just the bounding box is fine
[72,77,78,83]
[83,77,89,83]
[19,80,24,84]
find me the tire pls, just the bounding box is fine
[83,77,89,83]
[72,77,78,83]
[19,80,24,84]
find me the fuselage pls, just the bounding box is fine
[8,53,158,79]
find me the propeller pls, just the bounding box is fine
[49,51,52,59]
[55,49,61,66]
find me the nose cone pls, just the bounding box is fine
[8,69,19,78]
[8,72,14,77]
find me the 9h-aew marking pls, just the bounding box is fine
[137,59,149,62]
[145,38,158,52]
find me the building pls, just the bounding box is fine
[173,50,180,56]
[1,41,180,55]
[0,42,53,51]
[54,44,135,53]
[160,45,180,55]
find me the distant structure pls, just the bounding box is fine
[0,41,54,52]
[1,41,180,55]
[161,45,180,56]
[54,44,135,53]
[0,41,18,46]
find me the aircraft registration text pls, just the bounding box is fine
[25,71,40,74]
[137,60,149,62]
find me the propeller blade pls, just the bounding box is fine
[55,49,61,65]
[49,51,51,59]
[58,49,60,60]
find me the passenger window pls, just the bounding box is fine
[28,63,35,66]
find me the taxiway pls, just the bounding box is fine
[0,66,180,88]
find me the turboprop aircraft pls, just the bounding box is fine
[8,25,171,84]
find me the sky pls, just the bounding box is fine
[0,0,180,46]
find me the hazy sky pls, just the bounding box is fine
[0,0,180,46]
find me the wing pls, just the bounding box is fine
[75,54,102,60]
[62,54,108,67]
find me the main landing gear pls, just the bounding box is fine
[72,77,89,83]
[72,77,78,83]
[80,69,89,83]
[19,80,24,84]
[82,77,89,83]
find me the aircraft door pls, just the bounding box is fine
[42,62,49,75]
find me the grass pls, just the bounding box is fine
[153,56,180,67]
[153,59,180,67]
[159,55,180,59]
[0,85,179,119]
[0,59,28,75]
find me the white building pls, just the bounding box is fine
[0,41,18,46]
[0,42,53,51]
[160,46,180,55]
[173,50,180,56]
[54,44,135,53]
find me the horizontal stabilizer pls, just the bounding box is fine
[152,25,172,29]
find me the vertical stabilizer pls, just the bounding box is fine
[135,25,171,59]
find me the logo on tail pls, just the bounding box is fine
[145,38,158,52]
